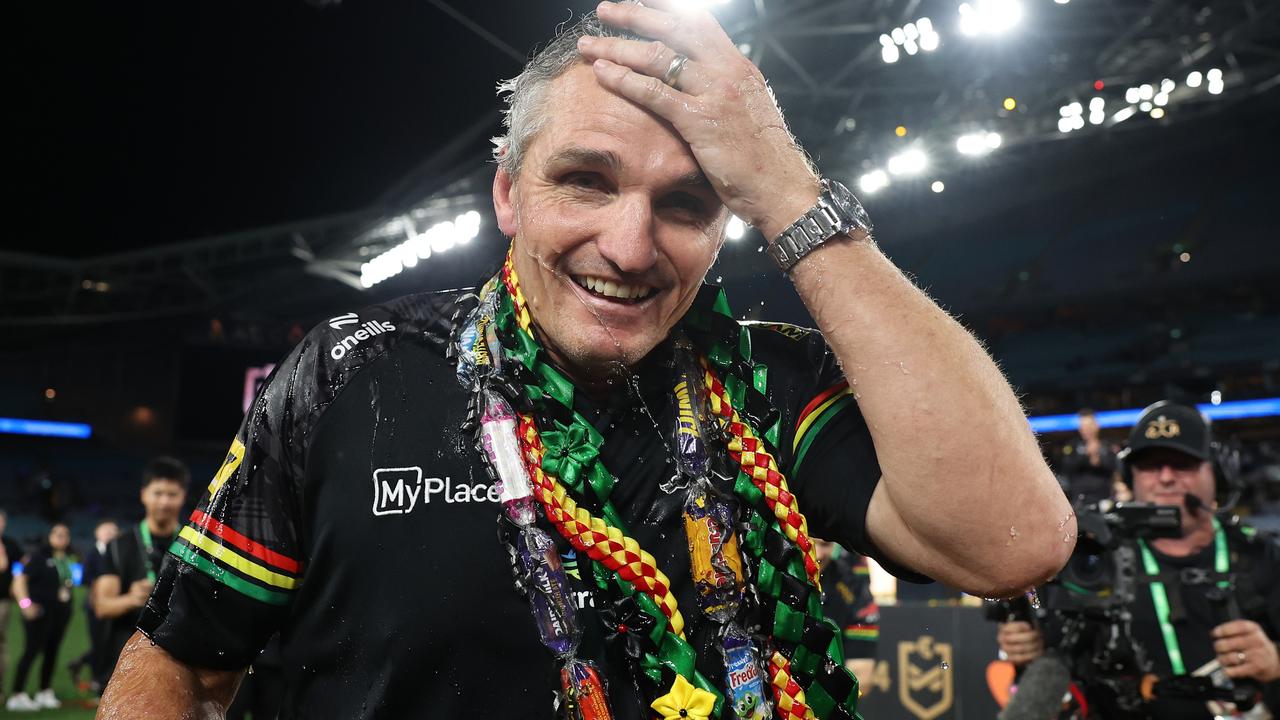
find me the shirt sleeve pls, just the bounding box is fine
[138,338,315,670]
[753,322,928,582]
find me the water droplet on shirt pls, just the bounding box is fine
[940,661,949,670]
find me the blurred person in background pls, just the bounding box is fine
[68,518,119,694]
[0,508,25,706]
[815,538,879,690]
[94,458,186,687]
[1059,408,1126,505]
[6,522,76,711]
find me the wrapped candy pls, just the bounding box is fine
[672,345,711,481]
[480,390,537,527]
[560,658,614,720]
[721,626,770,720]
[683,484,744,622]
[518,527,580,657]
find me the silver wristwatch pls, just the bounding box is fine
[766,179,872,273]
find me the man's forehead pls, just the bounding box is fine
[533,63,700,177]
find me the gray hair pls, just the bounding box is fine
[492,9,645,176]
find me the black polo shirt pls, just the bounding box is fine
[141,286,910,719]
[103,524,174,664]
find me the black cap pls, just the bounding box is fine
[1121,400,1212,462]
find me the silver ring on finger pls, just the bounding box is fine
[663,53,689,90]
[1236,650,1247,665]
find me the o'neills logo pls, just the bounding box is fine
[330,318,395,360]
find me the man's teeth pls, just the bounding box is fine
[574,276,652,301]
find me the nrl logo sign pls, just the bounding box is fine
[898,635,953,720]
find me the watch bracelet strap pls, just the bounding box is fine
[766,181,870,273]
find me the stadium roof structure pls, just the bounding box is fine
[3,0,1278,331]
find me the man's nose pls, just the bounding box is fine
[595,194,658,275]
[1157,464,1179,482]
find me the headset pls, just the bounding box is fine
[1117,400,1243,512]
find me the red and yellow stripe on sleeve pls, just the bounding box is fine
[168,509,302,606]
[791,380,855,475]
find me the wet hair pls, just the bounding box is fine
[491,7,644,176]
[142,456,190,490]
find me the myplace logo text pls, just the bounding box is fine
[329,313,395,360]
[372,466,498,516]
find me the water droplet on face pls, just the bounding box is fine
[1027,588,1041,609]
[853,392,861,400]
[1009,526,1018,538]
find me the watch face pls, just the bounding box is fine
[827,180,872,231]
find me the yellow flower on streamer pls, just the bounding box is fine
[651,675,716,720]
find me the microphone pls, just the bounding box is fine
[999,654,1072,720]
[1184,492,1204,515]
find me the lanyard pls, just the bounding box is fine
[53,555,72,587]
[138,520,171,583]
[1136,518,1229,675]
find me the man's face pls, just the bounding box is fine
[95,521,119,545]
[493,62,728,377]
[1078,415,1099,441]
[1130,447,1215,528]
[141,479,186,527]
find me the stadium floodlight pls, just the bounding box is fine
[1111,106,1137,124]
[359,210,483,288]
[1089,111,1105,125]
[1186,71,1203,88]
[1139,101,1152,112]
[1150,107,1165,119]
[1207,68,1223,82]
[1160,78,1175,94]
[887,149,928,176]
[1153,92,1169,107]
[931,180,945,193]
[1071,115,1085,130]
[1125,87,1141,104]
[880,35,900,64]
[1138,84,1154,101]
[958,0,1023,36]
[891,27,906,44]
[726,215,746,240]
[859,169,890,194]
[1057,117,1072,133]
[956,131,1000,155]
[904,38,919,55]
[1207,78,1224,95]
[1089,97,1105,112]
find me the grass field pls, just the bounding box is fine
[2,589,98,719]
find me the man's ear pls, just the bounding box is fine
[492,166,519,238]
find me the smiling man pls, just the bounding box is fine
[100,3,1071,719]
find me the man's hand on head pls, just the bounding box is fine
[1212,619,1280,682]
[580,0,820,240]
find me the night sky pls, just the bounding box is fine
[9,1,599,256]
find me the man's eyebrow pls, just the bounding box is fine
[542,147,622,174]
[671,169,713,192]
[542,147,712,192]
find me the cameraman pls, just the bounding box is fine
[999,401,1280,718]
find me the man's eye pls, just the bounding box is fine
[563,173,604,191]
[663,193,706,214]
